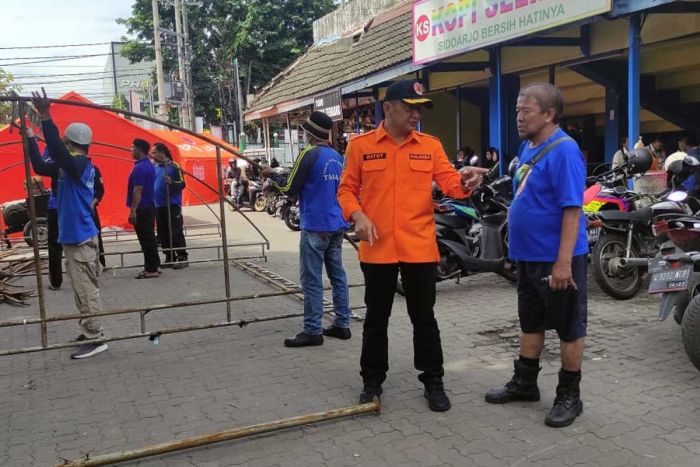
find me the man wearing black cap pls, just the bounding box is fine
[128,138,160,279]
[263,111,352,348]
[338,80,487,411]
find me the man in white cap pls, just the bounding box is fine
[27,88,107,359]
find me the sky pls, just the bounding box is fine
[0,1,139,104]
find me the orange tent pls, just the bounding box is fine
[0,93,239,230]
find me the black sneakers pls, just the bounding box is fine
[283,332,323,347]
[70,343,109,359]
[424,383,451,412]
[322,325,351,340]
[173,261,189,270]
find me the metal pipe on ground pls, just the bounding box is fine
[55,400,380,467]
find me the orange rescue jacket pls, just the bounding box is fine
[338,123,469,264]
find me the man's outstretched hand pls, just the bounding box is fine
[30,88,51,119]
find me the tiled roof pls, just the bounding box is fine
[246,10,412,116]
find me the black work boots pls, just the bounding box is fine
[485,360,583,428]
[485,360,541,403]
[545,369,583,427]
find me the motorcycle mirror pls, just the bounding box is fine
[668,191,688,202]
[469,155,479,166]
[685,155,700,166]
[613,185,627,195]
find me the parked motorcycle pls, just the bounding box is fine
[1,193,50,247]
[622,190,700,372]
[436,173,516,283]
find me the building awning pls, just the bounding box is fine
[245,6,414,121]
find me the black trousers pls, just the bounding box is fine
[135,207,160,273]
[47,208,63,287]
[360,262,444,386]
[92,208,105,267]
[156,205,188,261]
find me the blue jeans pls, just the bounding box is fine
[299,230,351,335]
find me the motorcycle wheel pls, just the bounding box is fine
[23,217,49,248]
[591,233,641,300]
[681,295,700,372]
[266,195,277,215]
[254,195,267,212]
[672,273,700,325]
[284,208,301,231]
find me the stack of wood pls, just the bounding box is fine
[0,249,45,306]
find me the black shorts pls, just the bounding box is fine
[517,255,588,342]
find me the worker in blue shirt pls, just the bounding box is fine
[485,83,588,428]
[152,142,188,269]
[27,88,107,360]
[262,111,351,348]
[128,138,160,279]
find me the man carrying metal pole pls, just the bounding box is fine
[27,88,107,359]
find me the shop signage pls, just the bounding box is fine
[413,0,612,64]
[314,90,343,121]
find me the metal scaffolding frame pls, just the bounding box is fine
[0,94,364,357]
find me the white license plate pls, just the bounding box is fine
[587,227,601,243]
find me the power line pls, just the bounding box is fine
[10,68,154,79]
[13,72,155,86]
[0,53,112,61]
[0,42,112,50]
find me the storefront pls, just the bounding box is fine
[245,0,700,171]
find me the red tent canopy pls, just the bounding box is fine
[0,92,239,230]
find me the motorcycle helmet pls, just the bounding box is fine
[508,157,519,177]
[664,151,687,174]
[628,147,652,174]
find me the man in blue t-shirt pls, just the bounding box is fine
[262,111,351,348]
[128,138,160,278]
[485,83,589,428]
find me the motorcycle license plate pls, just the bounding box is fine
[648,260,693,294]
[587,227,601,244]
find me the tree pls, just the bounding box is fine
[112,93,130,111]
[0,68,20,125]
[117,0,334,126]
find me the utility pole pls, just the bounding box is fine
[174,0,190,130]
[233,58,245,149]
[151,0,168,121]
[181,2,195,131]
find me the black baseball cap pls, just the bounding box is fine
[384,80,433,108]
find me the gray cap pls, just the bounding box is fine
[64,122,92,145]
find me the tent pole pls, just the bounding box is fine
[214,146,232,321]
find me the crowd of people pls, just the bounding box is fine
[23,80,590,428]
[25,89,188,359]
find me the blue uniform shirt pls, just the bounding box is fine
[508,128,589,262]
[154,162,184,208]
[127,157,156,209]
[274,145,348,232]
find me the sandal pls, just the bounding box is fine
[135,271,160,279]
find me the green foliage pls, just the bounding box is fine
[117,0,334,125]
[112,93,130,111]
[0,68,20,125]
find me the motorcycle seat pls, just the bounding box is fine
[435,214,471,230]
[596,206,652,224]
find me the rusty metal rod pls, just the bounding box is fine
[214,146,233,321]
[54,400,380,467]
[0,283,366,329]
[18,101,49,347]
[0,305,367,357]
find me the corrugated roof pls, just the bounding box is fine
[246,10,412,117]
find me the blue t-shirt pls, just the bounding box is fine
[508,128,589,262]
[127,158,156,209]
[154,163,184,208]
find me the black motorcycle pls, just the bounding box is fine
[436,174,516,283]
[1,192,50,248]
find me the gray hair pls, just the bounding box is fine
[519,82,564,124]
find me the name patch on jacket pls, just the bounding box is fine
[409,153,432,161]
[363,153,387,161]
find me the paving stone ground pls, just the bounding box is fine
[1,205,699,466]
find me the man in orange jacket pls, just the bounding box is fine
[338,80,487,411]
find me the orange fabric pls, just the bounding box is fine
[0,93,238,231]
[338,123,467,264]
